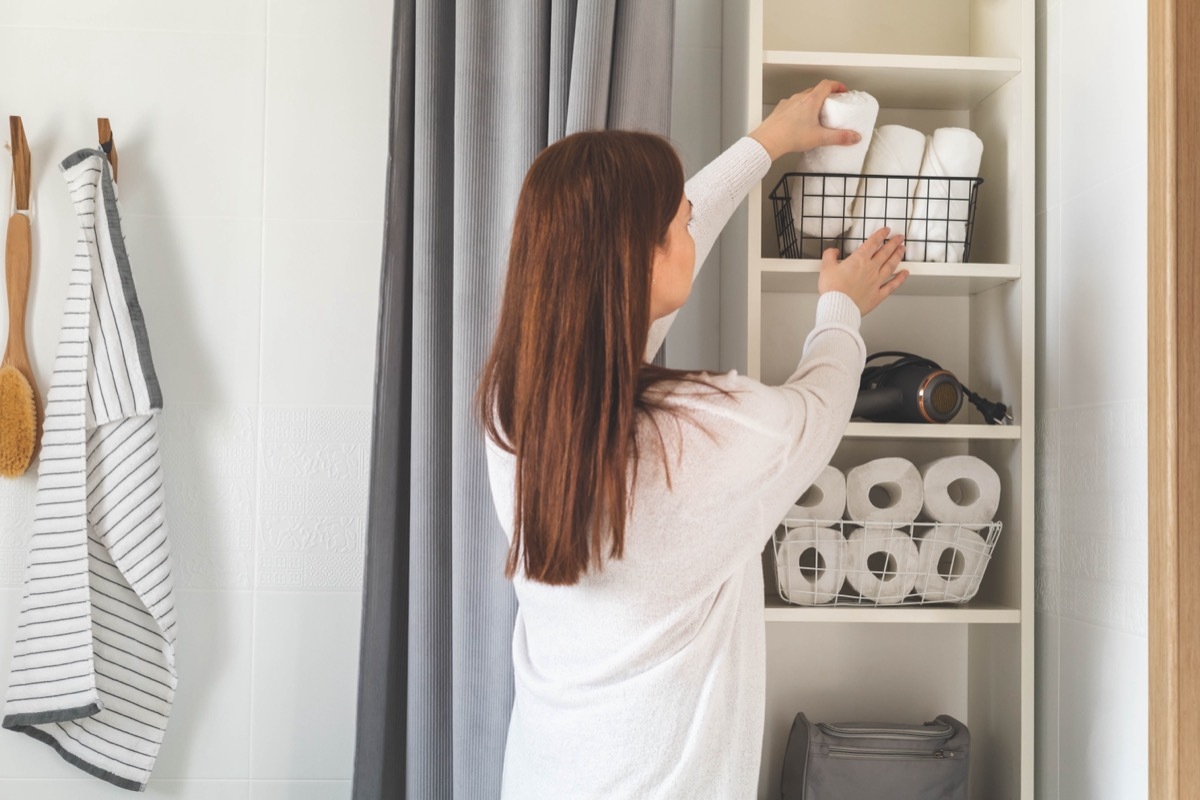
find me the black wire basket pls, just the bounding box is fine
[769,172,984,262]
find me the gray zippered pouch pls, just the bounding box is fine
[780,713,970,800]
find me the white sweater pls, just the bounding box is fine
[484,137,867,799]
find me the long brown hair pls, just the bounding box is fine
[477,130,696,586]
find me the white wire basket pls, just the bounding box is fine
[772,519,1003,607]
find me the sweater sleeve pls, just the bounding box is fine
[752,291,866,540]
[645,137,773,361]
[667,291,866,566]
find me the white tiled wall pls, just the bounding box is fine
[1036,0,1149,797]
[0,1,391,796]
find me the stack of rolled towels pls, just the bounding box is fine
[790,90,984,263]
[775,456,1002,606]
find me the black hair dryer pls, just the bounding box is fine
[853,352,1012,425]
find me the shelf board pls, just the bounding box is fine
[842,422,1021,440]
[764,596,1021,624]
[762,51,1021,109]
[759,258,1019,296]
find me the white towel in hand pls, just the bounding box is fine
[2,149,176,792]
[905,127,984,262]
[791,91,879,242]
[846,125,926,249]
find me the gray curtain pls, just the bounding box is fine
[353,2,677,798]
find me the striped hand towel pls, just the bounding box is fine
[2,149,176,791]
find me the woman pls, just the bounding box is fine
[478,80,909,798]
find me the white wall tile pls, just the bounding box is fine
[263,33,390,222]
[0,779,249,799]
[1055,403,1147,635]
[1057,618,1147,800]
[122,216,264,406]
[250,780,351,800]
[1038,0,1148,791]
[0,480,37,586]
[1058,175,1147,408]
[0,28,266,220]
[258,219,383,406]
[250,592,362,780]
[155,591,255,779]
[256,407,371,591]
[268,0,392,39]
[0,3,385,794]
[1059,0,1146,201]
[160,405,257,590]
[0,2,265,34]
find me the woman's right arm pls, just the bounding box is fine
[682,229,909,567]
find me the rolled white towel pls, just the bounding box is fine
[776,525,847,605]
[844,526,920,604]
[905,127,984,263]
[791,91,879,242]
[845,457,924,524]
[787,465,847,521]
[846,125,926,249]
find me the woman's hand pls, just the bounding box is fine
[817,228,909,315]
[749,80,862,161]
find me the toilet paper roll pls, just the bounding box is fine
[787,465,847,521]
[905,128,985,263]
[913,525,989,602]
[844,526,920,604]
[845,457,924,524]
[776,526,846,605]
[846,125,927,248]
[791,91,880,240]
[919,456,1001,530]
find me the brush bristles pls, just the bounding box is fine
[0,365,37,477]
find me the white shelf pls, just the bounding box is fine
[726,3,1035,796]
[762,51,1021,109]
[842,422,1020,440]
[764,596,1021,624]
[759,258,1020,296]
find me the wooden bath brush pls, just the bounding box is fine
[0,116,39,477]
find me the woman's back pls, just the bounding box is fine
[480,91,907,797]
[489,308,864,797]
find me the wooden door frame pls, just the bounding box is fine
[1150,0,1198,796]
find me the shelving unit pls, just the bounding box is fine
[841,422,1022,441]
[763,597,1021,625]
[721,1,1035,798]
[759,258,1020,296]
[762,52,1021,110]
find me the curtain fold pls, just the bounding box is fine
[354,2,676,797]
[351,1,416,798]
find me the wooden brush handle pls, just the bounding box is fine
[9,117,30,211]
[5,214,31,370]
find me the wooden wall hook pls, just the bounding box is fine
[97,118,118,182]
[9,117,30,212]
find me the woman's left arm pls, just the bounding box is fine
[645,79,861,361]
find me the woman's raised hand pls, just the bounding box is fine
[749,80,861,161]
[817,228,910,316]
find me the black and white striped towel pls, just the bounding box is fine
[2,149,176,791]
